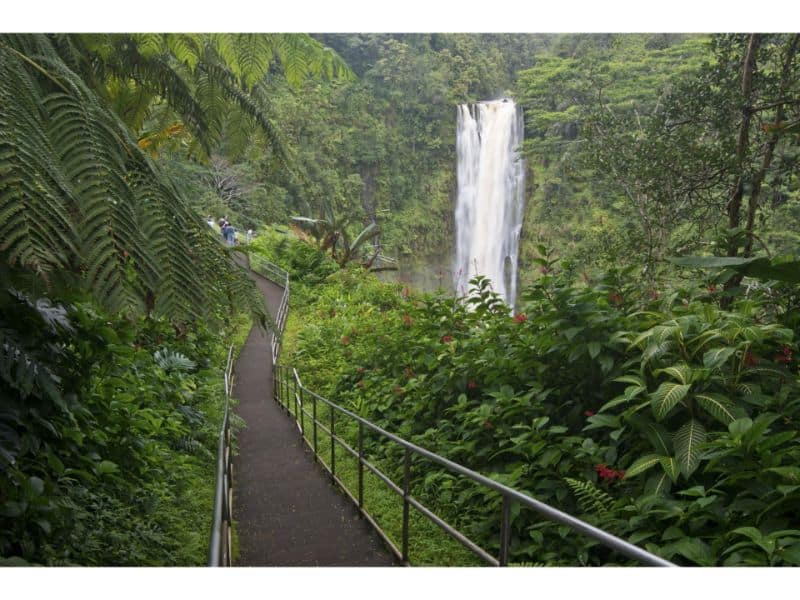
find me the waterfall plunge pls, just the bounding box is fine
[454,100,525,307]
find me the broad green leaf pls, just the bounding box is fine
[96,460,119,475]
[651,382,691,420]
[598,385,645,412]
[655,364,693,384]
[696,393,738,425]
[665,537,713,566]
[732,527,774,556]
[646,423,673,455]
[767,467,800,482]
[625,454,663,478]
[613,374,645,387]
[583,413,620,431]
[674,419,707,477]
[587,341,601,359]
[659,456,680,483]
[729,417,753,438]
[702,347,735,370]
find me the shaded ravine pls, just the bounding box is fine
[231,266,396,566]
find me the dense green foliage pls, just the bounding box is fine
[271,233,800,565]
[0,32,344,564]
[0,287,250,565]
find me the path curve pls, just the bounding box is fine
[231,263,396,566]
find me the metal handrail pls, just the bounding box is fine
[248,254,290,363]
[209,344,235,566]
[273,364,675,567]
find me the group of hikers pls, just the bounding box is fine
[207,215,254,246]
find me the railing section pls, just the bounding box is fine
[248,253,289,363]
[272,365,675,568]
[208,344,235,566]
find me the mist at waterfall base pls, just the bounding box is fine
[453,99,525,308]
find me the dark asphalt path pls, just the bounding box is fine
[231,262,396,566]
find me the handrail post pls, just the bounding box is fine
[402,447,411,563]
[283,367,289,412]
[358,421,364,509]
[499,495,512,566]
[293,371,298,422]
[330,406,336,481]
[298,380,305,438]
[312,389,318,461]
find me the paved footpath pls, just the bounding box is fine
[231,264,396,566]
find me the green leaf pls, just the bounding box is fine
[729,417,753,438]
[587,341,601,359]
[767,467,800,482]
[599,385,645,412]
[702,347,736,370]
[696,393,738,425]
[613,374,645,387]
[659,456,680,483]
[650,382,691,420]
[625,454,663,478]
[583,413,620,431]
[674,419,707,477]
[732,527,774,556]
[665,537,713,565]
[96,460,119,475]
[655,364,693,384]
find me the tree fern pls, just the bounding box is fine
[0,34,267,326]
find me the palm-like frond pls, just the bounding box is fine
[0,34,266,326]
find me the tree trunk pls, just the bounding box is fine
[742,34,800,257]
[726,34,762,258]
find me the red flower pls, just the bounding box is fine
[394,386,405,395]
[584,410,596,417]
[340,335,350,346]
[513,313,528,323]
[401,314,414,328]
[482,419,493,430]
[744,352,759,367]
[649,290,659,301]
[707,284,717,293]
[441,335,453,344]
[401,286,411,298]
[595,463,625,482]
[467,380,478,390]
[609,292,623,306]
[540,266,551,275]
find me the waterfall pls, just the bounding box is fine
[454,99,525,307]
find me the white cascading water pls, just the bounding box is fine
[454,99,525,307]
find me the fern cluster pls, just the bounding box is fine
[0,34,265,325]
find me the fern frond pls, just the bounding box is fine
[564,477,616,518]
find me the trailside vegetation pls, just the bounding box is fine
[262,232,800,566]
[0,32,347,565]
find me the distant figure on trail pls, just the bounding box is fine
[222,221,235,246]
[246,229,254,244]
